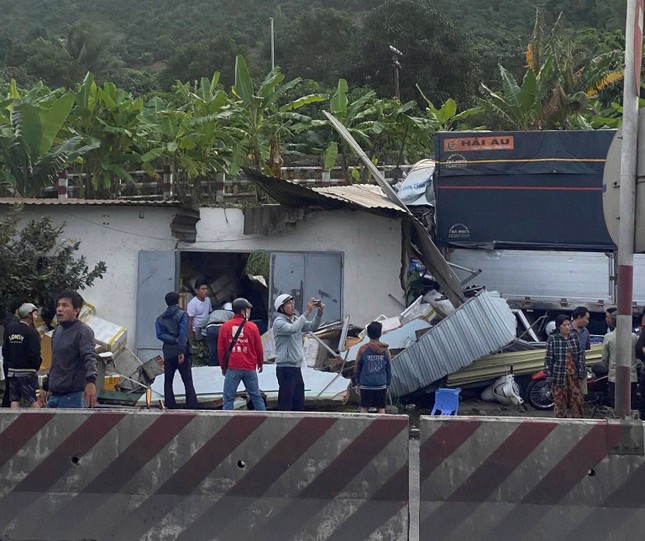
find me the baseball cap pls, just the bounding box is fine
[18,303,38,318]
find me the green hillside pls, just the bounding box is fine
[0,0,627,100]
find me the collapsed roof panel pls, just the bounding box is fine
[389,290,516,397]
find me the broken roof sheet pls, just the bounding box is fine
[389,290,516,397]
[243,168,405,215]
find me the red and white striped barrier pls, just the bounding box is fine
[419,416,645,540]
[0,410,409,541]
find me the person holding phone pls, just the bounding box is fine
[272,295,324,410]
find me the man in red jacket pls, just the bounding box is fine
[217,298,265,410]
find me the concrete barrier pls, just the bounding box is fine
[419,416,645,541]
[0,410,409,541]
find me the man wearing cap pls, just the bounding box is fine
[218,298,265,410]
[272,294,324,411]
[2,302,42,408]
[1,298,25,408]
[44,290,99,408]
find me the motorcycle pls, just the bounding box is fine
[526,363,610,410]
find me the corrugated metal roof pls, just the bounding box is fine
[0,198,181,207]
[445,344,604,387]
[243,168,406,215]
[312,184,404,212]
[389,290,517,397]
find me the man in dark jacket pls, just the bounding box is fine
[1,298,24,408]
[45,290,99,408]
[2,302,42,408]
[155,291,198,409]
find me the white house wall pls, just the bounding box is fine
[4,205,404,349]
[186,208,404,327]
[5,206,176,348]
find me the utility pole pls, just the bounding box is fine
[270,17,275,70]
[615,0,643,418]
[389,45,403,100]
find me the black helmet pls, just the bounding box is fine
[232,297,253,314]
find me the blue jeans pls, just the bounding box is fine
[47,390,86,408]
[205,324,222,366]
[223,369,265,411]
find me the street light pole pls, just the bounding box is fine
[270,17,275,70]
[389,45,403,100]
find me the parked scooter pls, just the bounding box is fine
[526,363,610,410]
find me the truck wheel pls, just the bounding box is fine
[526,379,554,410]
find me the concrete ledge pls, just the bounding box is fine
[419,416,645,541]
[0,410,409,541]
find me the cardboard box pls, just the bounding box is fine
[141,355,164,380]
[39,330,54,372]
[261,329,277,361]
[85,315,127,355]
[210,275,237,306]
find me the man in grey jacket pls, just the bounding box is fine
[272,294,324,410]
[45,290,99,408]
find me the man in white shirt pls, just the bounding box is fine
[187,279,212,364]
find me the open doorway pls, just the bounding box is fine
[180,251,270,333]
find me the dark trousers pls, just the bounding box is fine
[205,325,222,366]
[608,381,639,409]
[277,366,305,411]
[164,354,199,409]
[1,362,10,407]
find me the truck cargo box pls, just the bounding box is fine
[434,130,616,250]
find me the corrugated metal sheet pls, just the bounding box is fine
[0,198,181,207]
[244,168,405,216]
[389,290,517,397]
[311,184,404,212]
[446,344,604,387]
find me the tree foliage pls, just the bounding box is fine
[352,0,478,105]
[274,8,358,86]
[0,207,106,321]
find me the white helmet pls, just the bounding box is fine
[545,321,556,336]
[274,293,294,312]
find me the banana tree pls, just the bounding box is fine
[416,84,482,133]
[0,80,79,197]
[479,12,623,130]
[68,73,144,198]
[137,74,236,200]
[324,79,423,181]
[229,55,326,177]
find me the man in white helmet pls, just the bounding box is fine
[272,294,324,410]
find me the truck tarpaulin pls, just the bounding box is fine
[435,130,616,250]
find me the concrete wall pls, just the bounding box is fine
[189,208,404,326]
[5,205,176,348]
[0,410,409,541]
[2,205,404,349]
[419,416,645,540]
